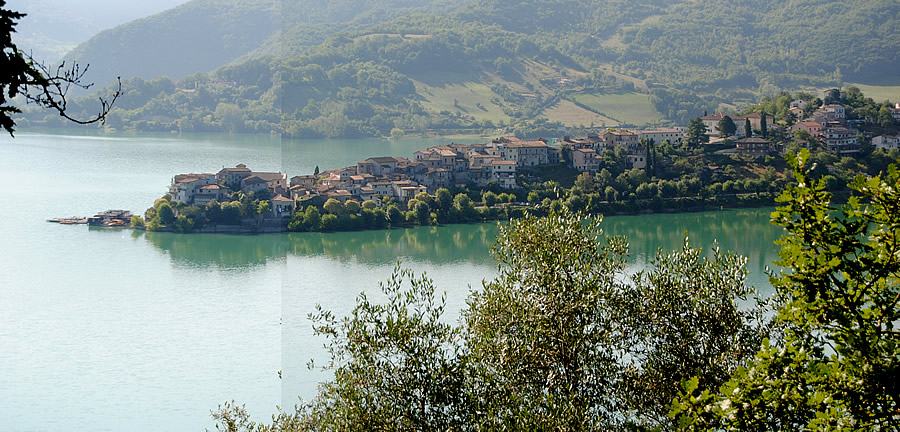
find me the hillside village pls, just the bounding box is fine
[157,90,900,232]
[166,128,683,220]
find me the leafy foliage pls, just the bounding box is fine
[672,150,900,430]
[214,208,770,431]
[304,265,469,430]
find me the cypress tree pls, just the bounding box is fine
[718,115,737,139]
[744,118,752,138]
[760,113,768,138]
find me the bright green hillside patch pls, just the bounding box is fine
[543,100,620,128]
[412,76,511,123]
[572,92,663,126]
[846,84,900,104]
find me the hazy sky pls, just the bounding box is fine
[8,0,190,61]
[9,0,190,42]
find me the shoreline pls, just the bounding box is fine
[131,195,782,235]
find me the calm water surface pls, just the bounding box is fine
[0,131,783,431]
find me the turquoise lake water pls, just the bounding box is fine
[0,131,783,431]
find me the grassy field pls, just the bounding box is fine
[542,100,620,127]
[412,75,511,124]
[846,83,900,103]
[572,92,663,126]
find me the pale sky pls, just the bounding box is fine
[8,0,191,61]
[9,0,190,42]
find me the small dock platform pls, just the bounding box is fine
[47,217,88,224]
[48,210,133,227]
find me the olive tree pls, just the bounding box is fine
[303,266,470,431]
[464,210,631,430]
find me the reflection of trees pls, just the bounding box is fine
[143,224,499,268]
[141,210,781,275]
[286,224,499,265]
[143,232,291,269]
[602,208,782,286]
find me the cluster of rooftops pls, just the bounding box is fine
[166,131,696,216]
[165,131,700,215]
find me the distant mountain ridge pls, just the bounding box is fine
[22,0,898,137]
[60,0,279,91]
[60,0,466,93]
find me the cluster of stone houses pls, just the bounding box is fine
[166,137,565,217]
[561,128,684,174]
[168,164,294,217]
[290,137,555,206]
[700,99,882,157]
[788,103,862,156]
[699,112,786,156]
[164,97,895,220]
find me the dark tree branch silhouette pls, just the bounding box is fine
[1,0,121,136]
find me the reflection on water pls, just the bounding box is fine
[142,208,782,287]
[602,208,783,290]
[142,223,501,269]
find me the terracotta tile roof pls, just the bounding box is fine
[242,175,267,184]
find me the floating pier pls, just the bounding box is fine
[49,210,132,227]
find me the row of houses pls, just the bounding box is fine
[291,137,559,205]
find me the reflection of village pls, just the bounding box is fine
[167,129,681,219]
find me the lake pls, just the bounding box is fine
[0,131,783,431]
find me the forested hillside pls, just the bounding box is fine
[60,0,465,95]
[461,0,898,87]
[22,0,899,137]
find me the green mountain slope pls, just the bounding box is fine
[459,0,898,87]
[61,0,467,94]
[61,0,279,91]
[26,0,898,137]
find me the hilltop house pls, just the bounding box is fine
[701,112,775,137]
[873,135,900,151]
[169,173,218,205]
[791,121,825,137]
[216,164,252,189]
[734,137,774,156]
[636,128,684,144]
[823,127,859,156]
[572,148,601,174]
